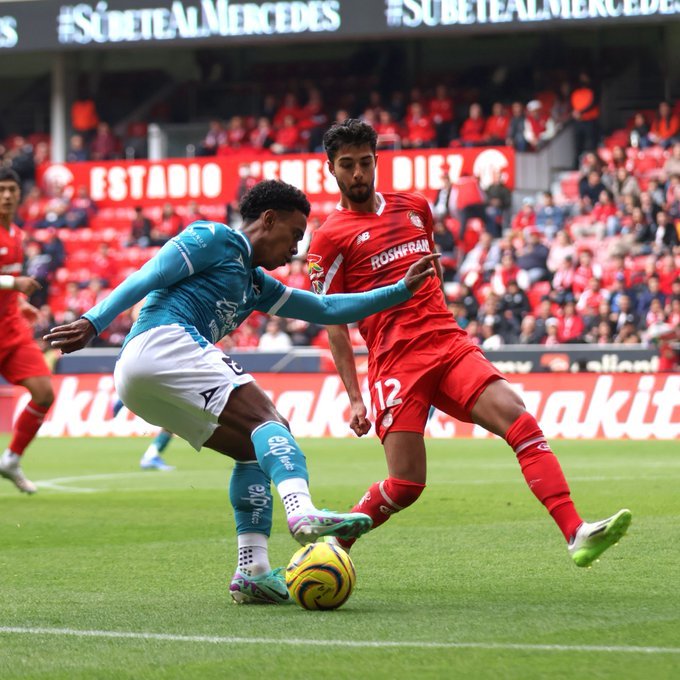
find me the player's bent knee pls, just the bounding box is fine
[384,477,426,511]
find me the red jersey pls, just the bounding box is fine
[307,192,464,360]
[0,224,25,333]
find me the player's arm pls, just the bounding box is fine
[44,222,223,352]
[327,324,371,437]
[264,253,440,325]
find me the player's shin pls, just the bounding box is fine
[340,477,426,550]
[505,411,582,541]
[7,400,50,456]
[229,461,273,576]
[250,421,314,517]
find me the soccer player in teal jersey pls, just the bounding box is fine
[45,180,438,604]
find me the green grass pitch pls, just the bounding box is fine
[0,435,678,679]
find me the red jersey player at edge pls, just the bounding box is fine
[307,119,631,568]
[0,168,54,494]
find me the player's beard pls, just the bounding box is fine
[339,178,373,205]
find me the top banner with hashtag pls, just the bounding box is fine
[0,0,678,52]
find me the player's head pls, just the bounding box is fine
[323,119,378,204]
[0,168,21,224]
[239,180,310,270]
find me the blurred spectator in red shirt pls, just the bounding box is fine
[127,206,152,247]
[286,259,310,290]
[458,103,486,146]
[649,101,680,149]
[90,243,118,287]
[524,100,556,150]
[557,300,585,343]
[249,117,275,152]
[271,115,301,154]
[375,110,403,150]
[90,122,120,161]
[185,200,206,224]
[151,203,183,246]
[573,248,602,295]
[404,102,436,148]
[484,102,510,145]
[200,119,227,156]
[510,198,536,233]
[274,93,302,128]
[298,88,328,152]
[428,84,455,147]
[217,116,248,154]
[71,93,99,142]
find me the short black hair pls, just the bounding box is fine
[239,180,310,222]
[323,118,378,162]
[0,168,21,184]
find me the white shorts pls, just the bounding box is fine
[114,325,255,451]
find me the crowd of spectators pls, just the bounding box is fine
[2,77,679,367]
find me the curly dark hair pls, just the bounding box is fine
[0,168,21,184]
[323,118,378,162]
[239,180,310,222]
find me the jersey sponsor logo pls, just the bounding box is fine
[370,238,430,271]
[307,254,325,294]
[199,386,220,410]
[407,211,425,229]
[356,231,371,245]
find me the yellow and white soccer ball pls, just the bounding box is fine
[286,542,356,610]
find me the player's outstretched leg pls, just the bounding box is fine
[250,421,372,545]
[140,429,174,471]
[0,450,37,494]
[228,460,291,604]
[568,509,632,568]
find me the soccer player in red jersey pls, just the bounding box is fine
[0,168,55,494]
[308,120,631,568]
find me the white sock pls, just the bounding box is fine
[1,450,19,465]
[277,478,315,518]
[237,533,271,576]
[141,444,159,462]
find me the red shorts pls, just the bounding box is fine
[0,332,51,385]
[368,333,504,442]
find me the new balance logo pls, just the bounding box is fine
[356,231,370,245]
[199,386,220,410]
[379,505,395,516]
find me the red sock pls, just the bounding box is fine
[505,412,582,542]
[8,401,51,456]
[338,477,425,550]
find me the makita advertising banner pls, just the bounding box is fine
[2,373,679,440]
[38,147,514,210]
[1,1,678,53]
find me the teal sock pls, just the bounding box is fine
[229,461,273,536]
[250,421,309,486]
[229,461,272,576]
[154,430,173,453]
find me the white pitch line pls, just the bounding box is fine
[0,627,678,655]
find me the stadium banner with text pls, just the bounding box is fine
[1,0,678,52]
[37,147,514,210]
[2,373,678,440]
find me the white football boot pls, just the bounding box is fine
[0,451,37,494]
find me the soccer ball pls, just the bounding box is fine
[285,542,356,610]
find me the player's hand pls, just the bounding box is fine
[349,401,371,437]
[402,253,441,293]
[43,318,97,354]
[13,276,42,296]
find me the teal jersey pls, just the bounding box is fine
[82,220,413,347]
